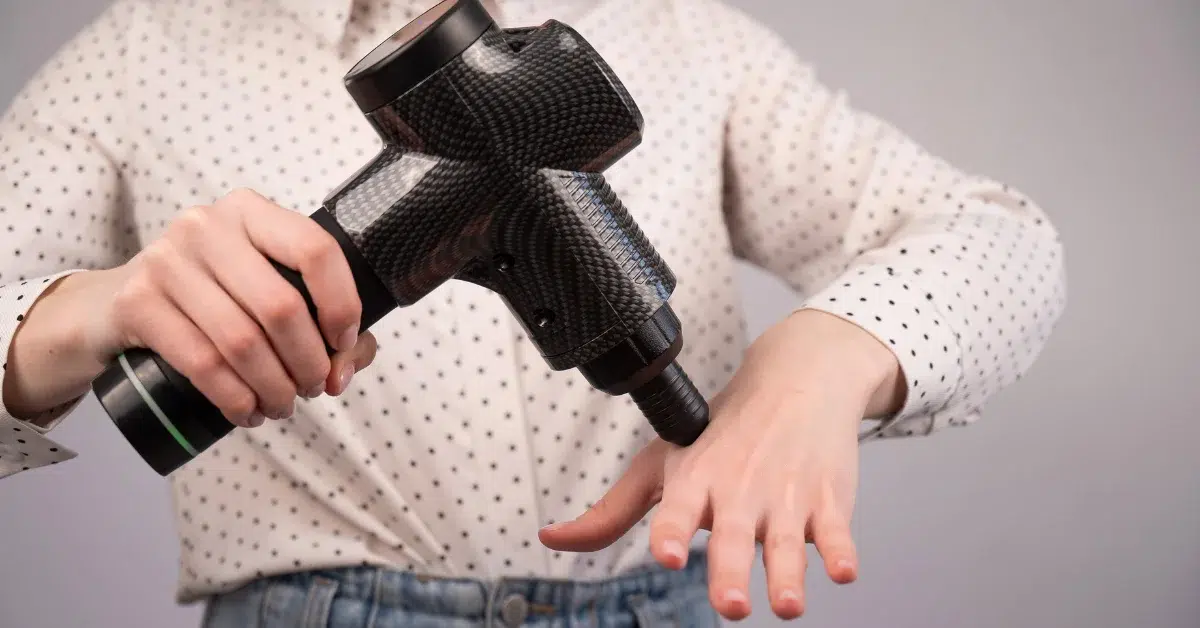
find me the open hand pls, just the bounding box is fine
[539,309,904,621]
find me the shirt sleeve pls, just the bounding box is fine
[0,1,141,479]
[717,15,1067,440]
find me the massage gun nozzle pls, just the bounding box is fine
[629,362,709,447]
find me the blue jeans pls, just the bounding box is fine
[201,551,718,627]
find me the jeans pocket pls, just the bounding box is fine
[669,585,720,628]
[260,576,340,628]
[624,593,679,628]
[625,585,719,628]
[202,582,268,628]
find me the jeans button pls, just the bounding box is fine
[499,592,529,627]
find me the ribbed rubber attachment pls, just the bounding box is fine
[629,361,709,446]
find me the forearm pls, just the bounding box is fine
[2,271,112,423]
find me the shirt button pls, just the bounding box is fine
[499,592,529,627]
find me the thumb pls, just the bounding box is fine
[326,331,377,396]
[538,439,668,552]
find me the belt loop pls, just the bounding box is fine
[301,576,339,628]
[365,567,384,628]
[483,578,503,628]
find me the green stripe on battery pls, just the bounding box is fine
[117,353,198,458]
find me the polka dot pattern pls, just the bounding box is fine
[0,0,1065,603]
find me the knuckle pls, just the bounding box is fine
[657,492,700,521]
[183,346,226,380]
[298,229,339,263]
[292,233,342,280]
[813,506,849,531]
[220,187,263,208]
[258,289,307,327]
[649,518,687,543]
[136,241,178,276]
[712,515,756,538]
[109,275,154,316]
[221,327,264,361]
[766,531,804,552]
[170,205,215,237]
[670,455,709,486]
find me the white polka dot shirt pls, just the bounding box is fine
[0,0,1065,602]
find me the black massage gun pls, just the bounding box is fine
[92,0,710,476]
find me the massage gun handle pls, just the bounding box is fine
[94,207,397,476]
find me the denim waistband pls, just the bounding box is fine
[261,550,709,623]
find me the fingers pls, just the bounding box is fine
[538,439,668,552]
[146,243,298,421]
[112,277,261,428]
[648,480,707,570]
[706,510,757,620]
[325,331,377,396]
[812,507,858,584]
[763,516,807,619]
[196,228,331,399]
[230,189,363,353]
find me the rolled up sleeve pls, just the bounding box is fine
[719,14,1067,439]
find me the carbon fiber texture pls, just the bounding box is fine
[324,22,674,369]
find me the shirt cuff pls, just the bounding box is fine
[798,263,964,437]
[0,270,89,478]
[0,414,77,479]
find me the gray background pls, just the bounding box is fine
[1,0,1197,626]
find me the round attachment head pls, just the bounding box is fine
[344,0,495,113]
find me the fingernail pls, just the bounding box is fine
[541,521,561,532]
[779,590,800,603]
[247,413,266,427]
[837,559,855,572]
[723,589,748,605]
[274,402,295,420]
[337,363,354,394]
[301,383,324,398]
[337,325,359,353]
[661,539,686,562]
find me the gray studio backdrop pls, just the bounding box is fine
[1,1,1198,627]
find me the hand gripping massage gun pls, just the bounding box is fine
[91,0,711,476]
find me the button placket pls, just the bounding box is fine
[451,281,543,575]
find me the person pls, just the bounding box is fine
[0,0,1066,625]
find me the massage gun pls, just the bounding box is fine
[92,0,710,476]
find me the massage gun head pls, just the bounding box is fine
[343,0,643,171]
[333,0,709,446]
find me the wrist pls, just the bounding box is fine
[57,268,126,367]
[3,270,109,419]
[783,309,906,417]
